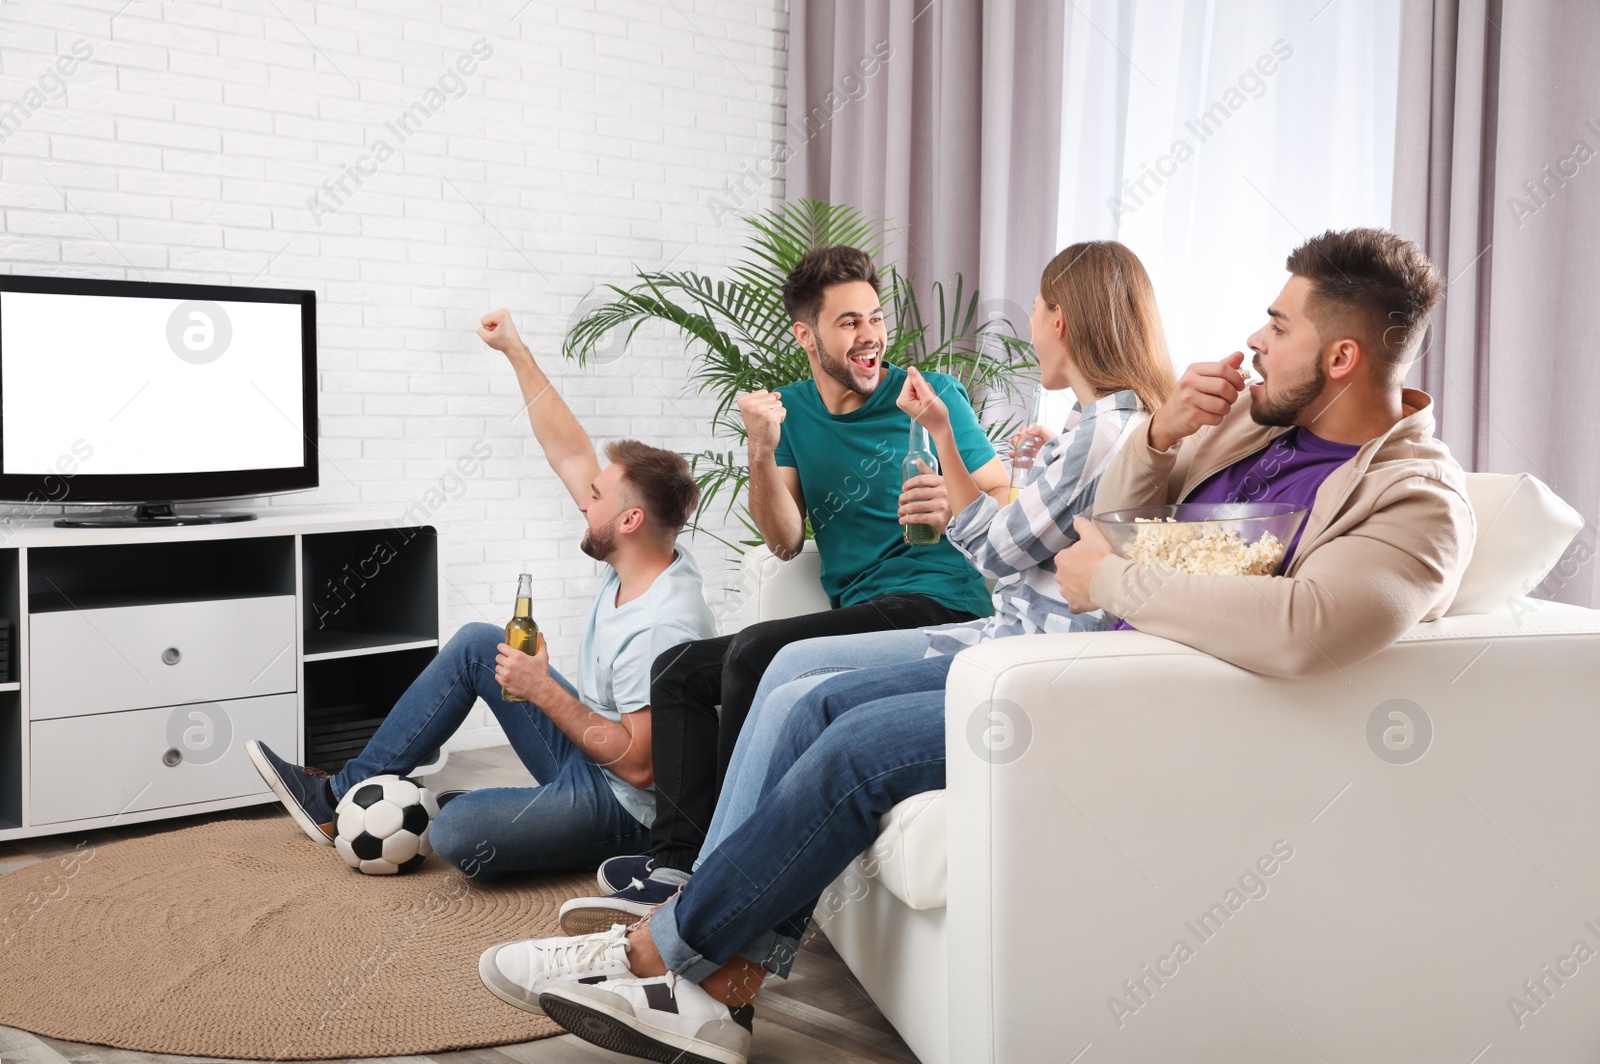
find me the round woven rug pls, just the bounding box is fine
[0,815,595,1059]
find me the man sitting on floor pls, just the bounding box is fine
[475,228,1475,1064]
[247,308,714,878]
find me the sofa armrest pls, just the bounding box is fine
[737,542,830,629]
[943,603,1600,1062]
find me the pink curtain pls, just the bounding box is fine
[1394,0,1600,606]
[785,0,1065,327]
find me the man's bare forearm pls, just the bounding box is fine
[506,344,601,503]
[528,673,650,787]
[747,450,804,559]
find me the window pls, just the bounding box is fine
[1057,0,1401,366]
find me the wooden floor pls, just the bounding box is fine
[0,745,917,1064]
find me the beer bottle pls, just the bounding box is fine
[502,573,538,702]
[903,423,942,546]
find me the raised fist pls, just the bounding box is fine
[738,390,787,459]
[477,308,529,358]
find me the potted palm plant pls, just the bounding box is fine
[563,199,1035,551]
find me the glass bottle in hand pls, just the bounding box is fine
[903,422,942,546]
[1008,387,1048,503]
[502,572,538,702]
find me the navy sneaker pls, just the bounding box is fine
[247,740,337,846]
[596,852,654,895]
[559,874,686,936]
[436,789,469,809]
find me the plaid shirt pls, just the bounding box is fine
[926,389,1147,656]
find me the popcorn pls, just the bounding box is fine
[1125,517,1285,576]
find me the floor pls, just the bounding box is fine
[0,745,918,1064]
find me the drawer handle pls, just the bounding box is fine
[162,748,182,767]
[162,647,181,666]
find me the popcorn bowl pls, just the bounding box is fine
[1092,503,1309,577]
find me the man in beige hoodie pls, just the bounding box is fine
[1054,227,1475,677]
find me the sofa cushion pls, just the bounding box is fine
[872,790,947,910]
[1448,472,1584,615]
[739,543,830,628]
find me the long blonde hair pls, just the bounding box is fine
[1039,241,1175,411]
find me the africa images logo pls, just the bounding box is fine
[1366,698,1432,765]
[307,40,493,226]
[1106,39,1293,223]
[166,301,233,365]
[164,702,233,766]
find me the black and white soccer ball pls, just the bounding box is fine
[333,774,439,875]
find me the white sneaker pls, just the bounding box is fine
[539,972,754,1064]
[477,924,633,1016]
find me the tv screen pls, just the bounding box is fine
[0,275,317,515]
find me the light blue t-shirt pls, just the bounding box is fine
[577,547,716,825]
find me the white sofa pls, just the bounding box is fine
[737,473,1600,1064]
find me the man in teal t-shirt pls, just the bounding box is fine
[771,360,995,614]
[595,244,1008,904]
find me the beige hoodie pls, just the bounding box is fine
[1090,388,1475,678]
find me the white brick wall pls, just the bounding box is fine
[0,0,789,750]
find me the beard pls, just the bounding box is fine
[815,331,880,398]
[1250,356,1328,428]
[579,518,618,561]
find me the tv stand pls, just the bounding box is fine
[0,509,445,840]
[55,502,256,528]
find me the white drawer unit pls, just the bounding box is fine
[29,694,298,826]
[0,511,446,841]
[29,596,298,721]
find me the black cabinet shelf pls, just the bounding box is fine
[29,538,294,613]
[298,527,440,775]
[303,647,438,776]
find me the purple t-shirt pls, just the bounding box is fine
[1185,427,1360,569]
[1108,427,1359,630]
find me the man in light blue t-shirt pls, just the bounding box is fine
[246,309,715,879]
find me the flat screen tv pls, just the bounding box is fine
[0,275,317,527]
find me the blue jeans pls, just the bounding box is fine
[696,627,936,867]
[650,654,956,981]
[333,622,649,880]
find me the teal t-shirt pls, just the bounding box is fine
[771,362,996,617]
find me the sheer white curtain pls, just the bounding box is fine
[1056,0,1401,369]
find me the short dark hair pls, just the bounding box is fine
[604,439,699,538]
[781,245,880,326]
[1285,228,1444,377]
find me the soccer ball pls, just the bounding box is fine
[333,774,439,875]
